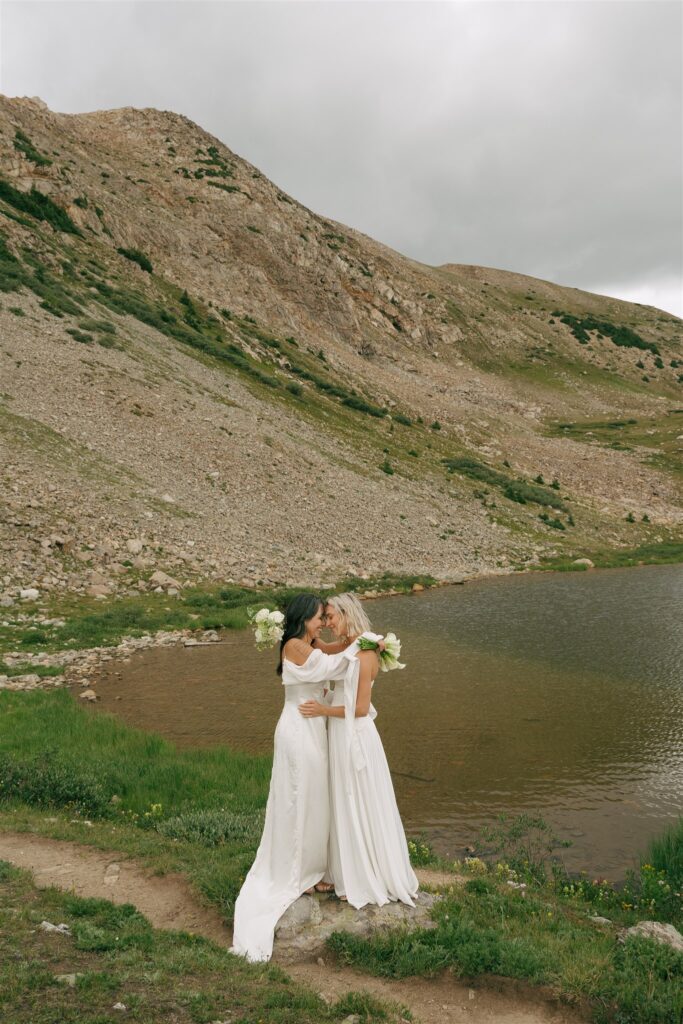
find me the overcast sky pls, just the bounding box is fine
[1,0,681,316]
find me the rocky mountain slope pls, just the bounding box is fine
[0,95,681,600]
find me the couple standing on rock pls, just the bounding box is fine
[231,592,418,962]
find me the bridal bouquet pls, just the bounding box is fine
[358,632,405,672]
[248,607,284,650]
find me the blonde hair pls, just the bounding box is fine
[326,592,372,638]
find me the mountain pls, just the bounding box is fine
[0,95,681,599]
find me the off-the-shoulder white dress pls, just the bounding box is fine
[327,638,419,909]
[231,647,349,962]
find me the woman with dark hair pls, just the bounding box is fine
[231,593,353,962]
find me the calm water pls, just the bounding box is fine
[88,564,683,878]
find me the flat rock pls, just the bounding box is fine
[272,891,438,964]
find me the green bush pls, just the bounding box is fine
[66,328,93,344]
[156,808,265,846]
[0,177,80,234]
[380,458,394,476]
[117,247,153,273]
[0,751,113,817]
[538,513,565,530]
[341,395,387,418]
[554,310,659,355]
[0,233,24,292]
[13,129,52,167]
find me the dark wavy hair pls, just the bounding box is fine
[276,592,323,676]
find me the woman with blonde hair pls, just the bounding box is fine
[299,592,418,909]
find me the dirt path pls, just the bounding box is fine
[0,832,586,1024]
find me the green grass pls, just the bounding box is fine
[442,457,569,514]
[0,860,402,1023]
[647,819,683,892]
[0,575,437,657]
[329,863,683,1023]
[546,411,683,479]
[0,689,271,917]
[538,540,683,572]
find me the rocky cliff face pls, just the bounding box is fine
[0,95,681,599]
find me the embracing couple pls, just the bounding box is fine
[231,591,418,962]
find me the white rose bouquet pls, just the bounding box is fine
[248,607,285,650]
[358,631,405,672]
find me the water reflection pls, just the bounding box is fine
[87,564,683,877]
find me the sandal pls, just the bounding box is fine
[314,882,335,893]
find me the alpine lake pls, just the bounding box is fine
[83,563,683,879]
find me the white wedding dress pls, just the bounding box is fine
[327,639,419,908]
[231,647,349,962]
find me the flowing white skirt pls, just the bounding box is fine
[328,692,419,909]
[231,687,330,962]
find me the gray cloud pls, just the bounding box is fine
[2,0,681,314]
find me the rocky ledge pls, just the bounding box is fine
[272,890,438,964]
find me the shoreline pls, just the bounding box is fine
[2,553,682,694]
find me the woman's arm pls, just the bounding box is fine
[299,651,376,719]
[313,638,350,654]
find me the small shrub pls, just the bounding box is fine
[430,420,441,431]
[156,808,265,846]
[393,412,412,426]
[13,129,52,167]
[0,751,113,817]
[480,813,571,884]
[116,247,153,273]
[380,458,394,476]
[0,177,80,234]
[73,195,88,209]
[538,513,565,530]
[66,328,93,344]
[341,395,387,418]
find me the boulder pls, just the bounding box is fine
[272,891,438,963]
[19,588,40,601]
[126,539,144,554]
[149,570,181,589]
[572,558,595,568]
[625,921,683,952]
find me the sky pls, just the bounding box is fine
[1,0,681,316]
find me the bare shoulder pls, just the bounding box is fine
[357,647,380,675]
[283,637,314,666]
